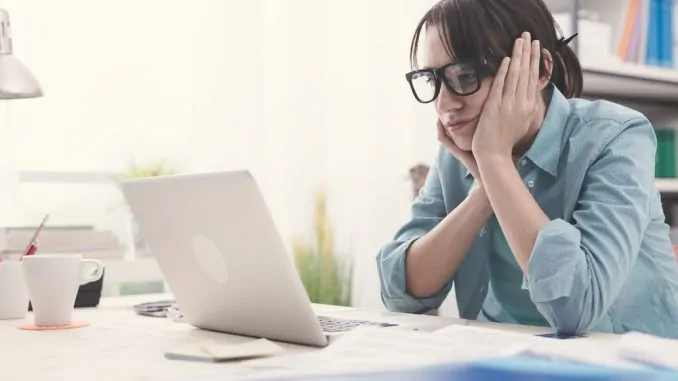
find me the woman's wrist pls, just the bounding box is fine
[467,182,493,218]
[475,151,513,169]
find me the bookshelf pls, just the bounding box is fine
[582,60,678,105]
[655,178,678,194]
[548,0,678,105]
[550,0,678,226]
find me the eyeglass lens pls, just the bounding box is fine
[409,62,480,103]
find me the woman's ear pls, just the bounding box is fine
[539,49,554,90]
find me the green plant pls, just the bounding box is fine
[107,158,176,213]
[292,189,353,306]
[112,159,176,258]
[120,159,175,179]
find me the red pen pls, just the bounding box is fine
[21,214,49,259]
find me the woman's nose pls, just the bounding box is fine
[436,84,463,111]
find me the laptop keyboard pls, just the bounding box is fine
[317,315,398,333]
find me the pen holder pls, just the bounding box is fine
[0,261,30,320]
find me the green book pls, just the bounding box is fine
[655,129,676,178]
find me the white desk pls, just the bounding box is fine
[0,293,618,380]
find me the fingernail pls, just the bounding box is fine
[533,40,539,48]
[523,31,530,39]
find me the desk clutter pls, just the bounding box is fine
[0,215,106,331]
[235,325,678,378]
[125,298,678,380]
[133,299,184,321]
[5,294,678,381]
[241,357,678,381]
[0,215,123,310]
[141,313,678,381]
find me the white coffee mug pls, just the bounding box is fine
[0,261,30,320]
[22,254,104,326]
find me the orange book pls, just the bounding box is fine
[618,0,640,59]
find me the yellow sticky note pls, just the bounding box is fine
[165,338,284,362]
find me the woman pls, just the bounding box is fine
[377,0,678,338]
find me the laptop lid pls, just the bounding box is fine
[121,170,328,347]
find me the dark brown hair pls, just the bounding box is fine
[409,0,583,98]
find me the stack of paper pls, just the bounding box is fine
[323,325,529,368]
[525,336,645,370]
[617,332,678,370]
[243,325,533,376]
[173,325,678,381]
[434,325,640,370]
[243,325,672,373]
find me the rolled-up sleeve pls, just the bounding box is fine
[376,153,452,314]
[521,117,655,335]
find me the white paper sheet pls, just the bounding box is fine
[526,337,645,370]
[616,331,678,370]
[433,324,542,345]
[329,325,529,366]
[196,326,658,380]
[436,324,646,370]
[243,325,528,375]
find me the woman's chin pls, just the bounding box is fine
[452,138,473,152]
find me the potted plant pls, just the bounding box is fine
[117,159,175,258]
[291,189,353,306]
[119,159,176,180]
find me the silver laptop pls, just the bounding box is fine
[121,170,396,347]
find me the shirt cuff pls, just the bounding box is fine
[523,219,585,303]
[380,236,452,314]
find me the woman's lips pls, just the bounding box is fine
[446,117,478,134]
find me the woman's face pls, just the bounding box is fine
[424,26,493,152]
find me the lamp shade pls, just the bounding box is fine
[0,9,42,99]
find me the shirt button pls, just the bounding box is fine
[527,180,534,188]
[521,159,527,166]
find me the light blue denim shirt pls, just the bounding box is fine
[480,215,551,328]
[377,84,678,338]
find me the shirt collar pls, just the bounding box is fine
[523,83,569,177]
[463,83,569,179]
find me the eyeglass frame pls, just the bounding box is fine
[404,58,492,104]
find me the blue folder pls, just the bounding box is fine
[260,356,678,381]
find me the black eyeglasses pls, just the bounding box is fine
[405,60,486,104]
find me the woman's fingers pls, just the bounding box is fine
[437,120,478,177]
[526,39,541,104]
[488,57,510,105]
[503,35,524,99]
[516,32,532,102]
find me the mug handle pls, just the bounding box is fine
[80,259,104,285]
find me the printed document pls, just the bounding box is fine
[244,325,529,374]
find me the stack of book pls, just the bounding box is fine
[617,0,675,68]
[0,225,125,261]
